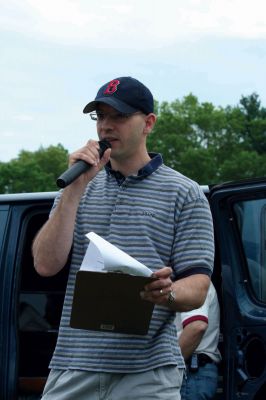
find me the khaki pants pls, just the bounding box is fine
[42,365,183,400]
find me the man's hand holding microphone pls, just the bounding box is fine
[56,139,111,189]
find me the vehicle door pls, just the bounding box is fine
[209,178,266,400]
[0,194,69,400]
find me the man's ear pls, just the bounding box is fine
[143,113,157,135]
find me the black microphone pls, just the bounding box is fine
[56,139,111,188]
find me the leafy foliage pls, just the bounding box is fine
[147,93,266,184]
[1,93,265,193]
[0,144,68,193]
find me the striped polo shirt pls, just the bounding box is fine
[49,154,214,373]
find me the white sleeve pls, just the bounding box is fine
[180,284,214,328]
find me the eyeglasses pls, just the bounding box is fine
[89,111,143,122]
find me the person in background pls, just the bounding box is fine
[32,76,214,400]
[175,282,221,400]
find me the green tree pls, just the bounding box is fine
[0,144,68,193]
[147,93,266,184]
[239,93,266,154]
[1,93,265,193]
[219,150,266,181]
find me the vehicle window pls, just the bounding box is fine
[234,198,266,302]
[18,212,70,396]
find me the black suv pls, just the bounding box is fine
[1,178,266,399]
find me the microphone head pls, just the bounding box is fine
[99,139,112,151]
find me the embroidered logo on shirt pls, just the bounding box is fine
[141,210,156,218]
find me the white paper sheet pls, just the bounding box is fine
[80,232,152,277]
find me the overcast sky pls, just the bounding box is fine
[1,0,266,162]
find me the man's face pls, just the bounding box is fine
[96,103,148,163]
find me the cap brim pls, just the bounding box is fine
[83,97,138,114]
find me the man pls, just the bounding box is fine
[175,282,221,400]
[32,76,214,400]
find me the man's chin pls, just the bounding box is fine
[109,149,127,163]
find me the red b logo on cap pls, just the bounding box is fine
[104,79,120,95]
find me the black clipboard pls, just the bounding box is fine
[70,270,154,335]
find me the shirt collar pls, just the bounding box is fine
[105,153,163,184]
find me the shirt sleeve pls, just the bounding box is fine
[172,184,214,280]
[180,284,213,328]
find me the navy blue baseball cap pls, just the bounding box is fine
[83,77,154,115]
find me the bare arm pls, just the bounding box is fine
[32,187,83,276]
[170,273,210,312]
[179,320,208,360]
[32,140,111,277]
[141,267,210,312]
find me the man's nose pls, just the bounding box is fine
[98,116,114,132]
